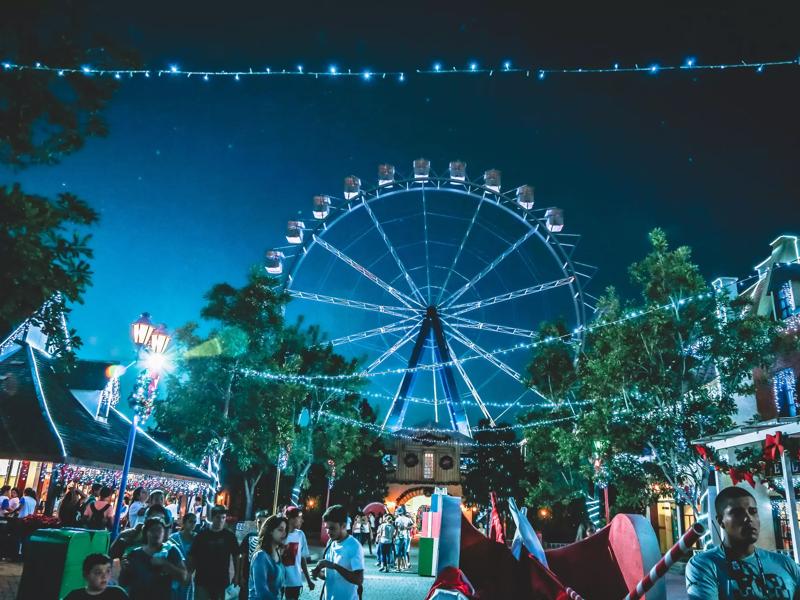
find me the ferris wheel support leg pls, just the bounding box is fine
[382,317,432,432]
[430,317,471,437]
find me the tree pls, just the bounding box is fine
[522,321,590,510]
[273,323,367,505]
[530,229,797,513]
[462,420,525,508]
[155,271,370,518]
[1,3,133,354]
[0,184,98,357]
[155,270,300,518]
[0,3,135,167]
[333,439,389,512]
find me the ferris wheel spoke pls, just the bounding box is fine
[288,290,417,318]
[441,225,539,309]
[422,188,432,304]
[361,199,427,306]
[312,235,422,309]
[446,315,540,339]
[329,316,421,347]
[435,197,484,305]
[361,327,419,374]
[445,334,496,426]
[445,276,575,316]
[444,324,526,384]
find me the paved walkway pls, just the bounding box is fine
[299,545,433,600]
[0,550,689,600]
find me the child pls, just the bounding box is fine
[64,553,128,599]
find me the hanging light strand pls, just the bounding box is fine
[2,56,797,83]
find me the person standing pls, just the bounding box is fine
[83,486,114,530]
[64,553,129,600]
[120,518,187,600]
[189,505,240,600]
[239,511,270,600]
[686,486,800,598]
[58,487,86,527]
[249,515,287,600]
[311,505,364,600]
[147,490,173,528]
[169,512,197,600]
[0,485,11,517]
[375,514,395,573]
[282,507,314,599]
[127,487,148,528]
[14,487,37,518]
[7,489,20,513]
[394,511,413,571]
[367,512,377,559]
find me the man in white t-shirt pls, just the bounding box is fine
[312,504,364,600]
[15,488,37,518]
[282,506,315,599]
[394,511,414,571]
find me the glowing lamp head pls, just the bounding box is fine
[470,62,477,71]
[143,351,170,374]
[105,364,126,379]
[170,65,178,73]
[503,61,511,70]
[433,62,441,72]
[148,324,171,354]
[329,65,337,75]
[131,313,155,347]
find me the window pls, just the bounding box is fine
[423,452,435,480]
[774,368,798,417]
[777,282,796,320]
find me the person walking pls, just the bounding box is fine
[147,490,173,528]
[189,505,240,600]
[311,505,364,600]
[239,511,270,600]
[375,514,395,572]
[169,512,197,600]
[0,485,11,517]
[83,486,114,530]
[120,518,187,600]
[249,515,287,600]
[282,507,314,599]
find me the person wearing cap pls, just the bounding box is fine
[189,505,240,600]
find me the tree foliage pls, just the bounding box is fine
[462,420,525,507]
[154,270,371,518]
[525,228,797,513]
[0,3,136,167]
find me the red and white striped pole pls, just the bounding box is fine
[622,520,705,600]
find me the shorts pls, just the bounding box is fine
[395,536,409,556]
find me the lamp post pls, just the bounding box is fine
[111,313,171,538]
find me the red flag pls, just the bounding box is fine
[489,491,506,544]
[424,567,477,600]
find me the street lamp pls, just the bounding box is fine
[111,314,171,538]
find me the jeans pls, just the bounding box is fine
[395,536,409,560]
[378,542,393,566]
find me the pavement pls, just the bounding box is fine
[0,547,690,600]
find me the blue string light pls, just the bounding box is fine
[1,56,796,83]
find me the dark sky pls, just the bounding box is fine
[3,1,799,425]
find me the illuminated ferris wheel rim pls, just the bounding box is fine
[267,162,596,437]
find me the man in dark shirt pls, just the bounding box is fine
[189,504,240,600]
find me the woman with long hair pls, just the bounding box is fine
[57,487,86,527]
[249,515,287,600]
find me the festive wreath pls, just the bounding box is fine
[404,452,419,468]
[439,455,454,470]
[694,431,799,489]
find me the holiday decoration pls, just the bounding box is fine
[404,452,420,468]
[438,455,454,470]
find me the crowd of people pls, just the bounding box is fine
[53,493,372,600]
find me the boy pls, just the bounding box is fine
[65,553,128,599]
[283,506,315,599]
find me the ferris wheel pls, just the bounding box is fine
[266,159,595,438]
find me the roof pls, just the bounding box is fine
[767,263,800,295]
[0,343,210,482]
[693,417,800,450]
[64,359,118,390]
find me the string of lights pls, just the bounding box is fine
[241,366,593,410]
[319,410,576,446]
[243,288,718,383]
[2,56,797,83]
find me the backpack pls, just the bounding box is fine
[84,502,108,530]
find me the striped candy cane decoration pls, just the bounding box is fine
[565,587,585,599]
[623,520,705,600]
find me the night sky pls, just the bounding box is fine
[3,2,798,424]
